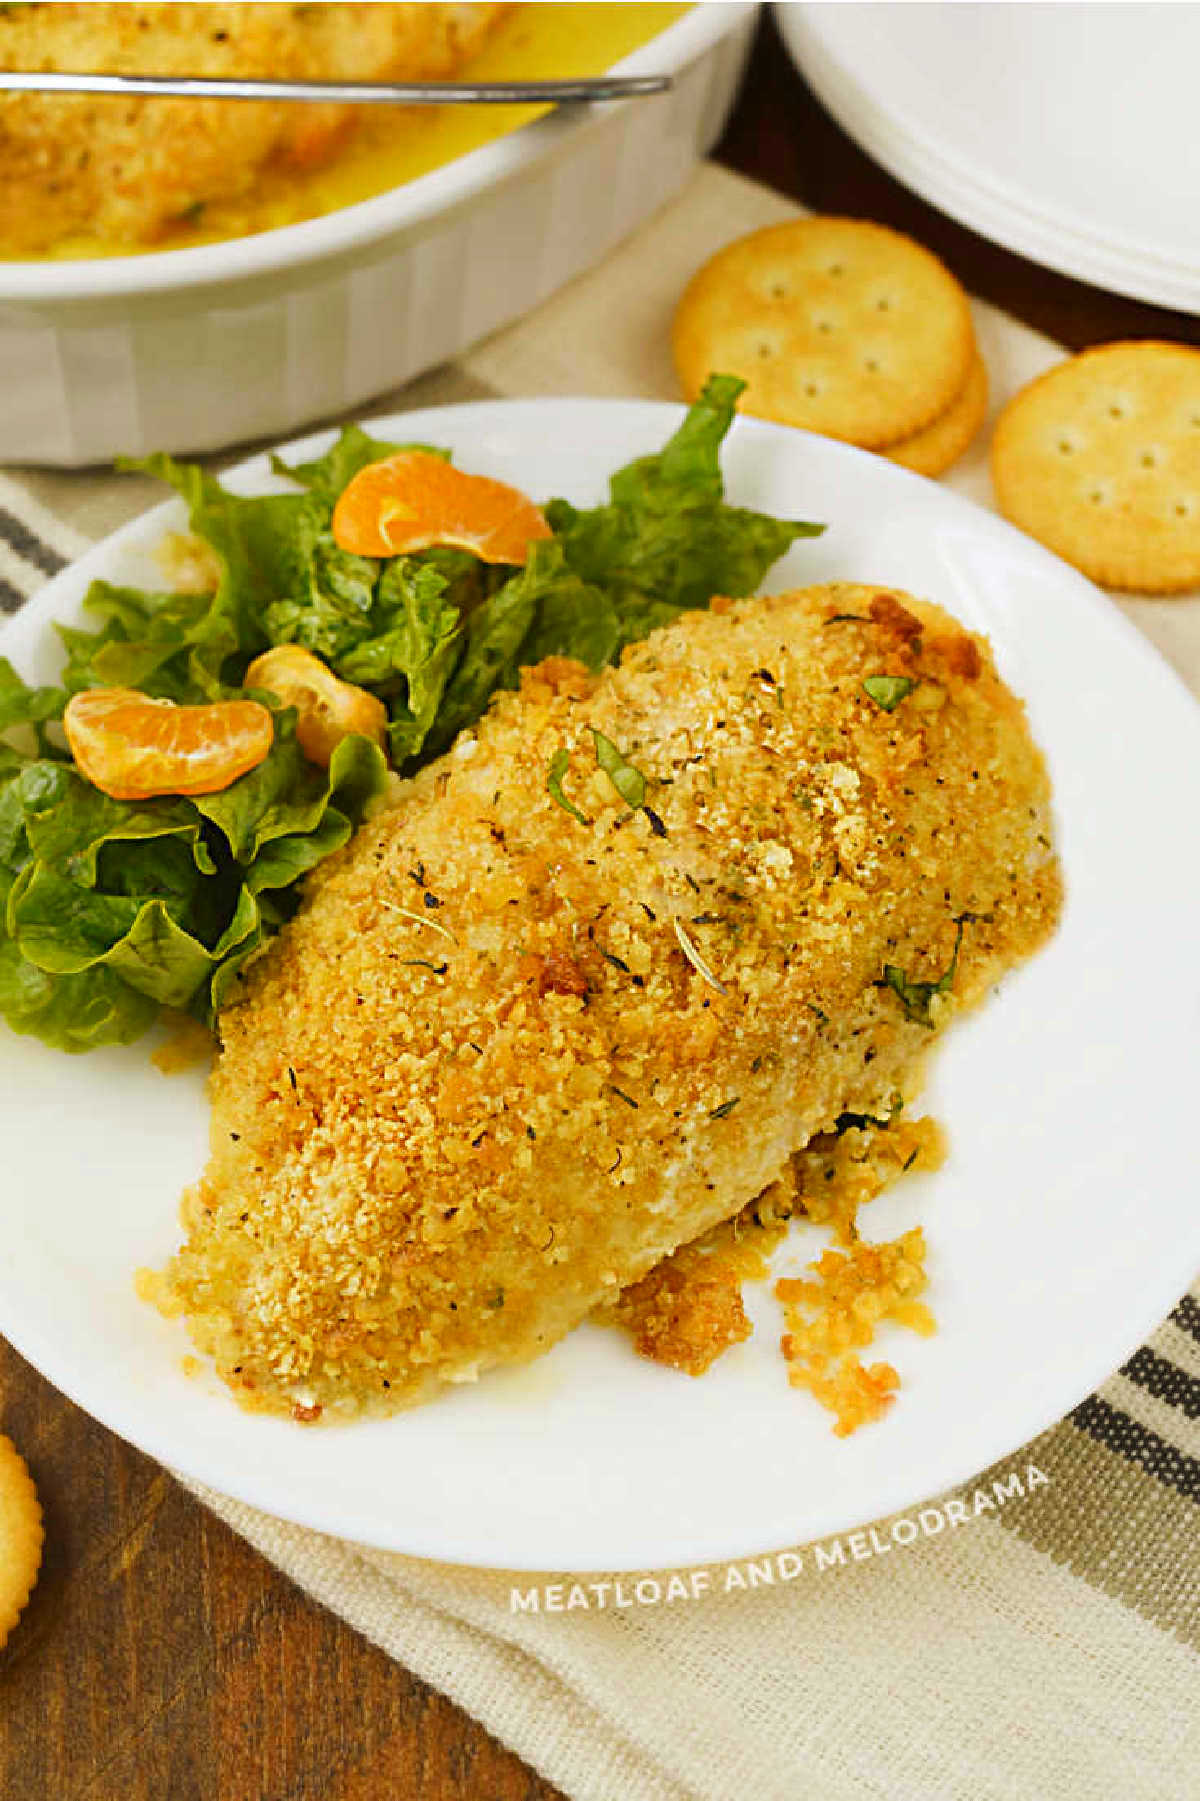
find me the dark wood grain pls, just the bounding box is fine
[0,1335,561,1801]
[1,12,1193,1799]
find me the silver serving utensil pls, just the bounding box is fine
[0,70,671,104]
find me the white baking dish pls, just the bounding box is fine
[0,3,756,467]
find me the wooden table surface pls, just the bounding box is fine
[2,12,1196,1800]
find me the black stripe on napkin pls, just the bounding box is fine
[0,574,26,615]
[1173,1293,1200,1345]
[0,507,67,580]
[1121,1347,1200,1420]
[1071,1396,1200,1503]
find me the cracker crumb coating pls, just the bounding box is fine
[0,3,510,253]
[156,584,1061,1419]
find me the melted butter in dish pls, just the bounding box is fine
[1,3,688,260]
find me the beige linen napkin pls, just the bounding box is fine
[5,166,1198,1801]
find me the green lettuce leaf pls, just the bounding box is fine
[419,541,620,763]
[19,760,207,885]
[193,714,385,866]
[270,423,449,503]
[0,655,64,733]
[545,373,824,647]
[57,580,239,704]
[0,697,388,1045]
[9,867,225,1007]
[0,929,159,1052]
[510,541,620,673]
[0,385,822,1053]
[258,527,380,665]
[117,453,297,672]
[336,557,464,766]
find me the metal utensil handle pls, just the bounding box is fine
[0,69,672,104]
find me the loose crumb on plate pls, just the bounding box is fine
[150,1012,217,1076]
[604,1111,944,1433]
[779,1226,935,1436]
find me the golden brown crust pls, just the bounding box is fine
[0,3,511,253]
[602,1260,752,1377]
[155,584,1061,1418]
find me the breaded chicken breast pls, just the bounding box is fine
[0,3,510,253]
[155,585,1061,1420]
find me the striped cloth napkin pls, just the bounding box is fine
[3,167,1197,1801]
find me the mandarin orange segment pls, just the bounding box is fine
[331,451,553,564]
[64,688,274,801]
[244,645,388,768]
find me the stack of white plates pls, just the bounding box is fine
[777,2,1200,313]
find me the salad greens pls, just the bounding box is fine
[0,374,822,1052]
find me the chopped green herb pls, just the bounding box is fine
[835,1096,902,1133]
[608,1085,640,1110]
[863,674,915,712]
[709,1097,740,1120]
[400,958,449,975]
[546,748,590,825]
[488,1289,506,1310]
[824,613,869,626]
[381,897,457,944]
[590,728,646,810]
[883,919,965,1026]
[643,806,668,838]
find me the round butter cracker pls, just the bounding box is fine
[0,1432,42,1648]
[672,217,975,450]
[886,351,989,477]
[991,341,1200,593]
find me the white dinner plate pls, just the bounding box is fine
[2,398,1199,1572]
[777,2,1200,313]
